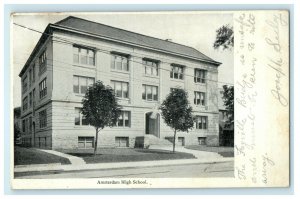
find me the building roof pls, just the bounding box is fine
[19,16,221,77]
[53,16,220,65]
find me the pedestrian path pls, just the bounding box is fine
[177,147,224,159]
[14,156,233,173]
[149,145,224,160]
[38,149,86,165]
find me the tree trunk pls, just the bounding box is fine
[173,129,177,153]
[94,128,99,156]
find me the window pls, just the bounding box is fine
[23,96,28,111]
[194,91,206,105]
[74,108,89,126]
[32,64,35,83]
[73,76,95,94]
[39,78,47,99]
[29,69,32,87]
[29,116,32,132]
[142,85,158,101]
[22,120,25,132]
[78,137,94,148]
[198,137,206,145]
[39,109,47,128]
[26,118,29,133]
[115,137,129,147]
[194,69,206,83]
[111,81,129,98]
[195,116,208,129]
[22,118,28,133]
[143,59,158,76]
[170,64,184,80]
[22,76,28,93]
[29,92,32,108]
[39,50,47,74]
[32,89,36,106]
[111,54,129,71]
[220,110,228,121]
[116,111,130,127]
[73,46,95,66]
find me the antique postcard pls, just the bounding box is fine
[10,10,289,189]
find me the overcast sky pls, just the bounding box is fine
[12,12,233,108]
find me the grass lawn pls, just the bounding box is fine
[57,148,196,164]
[185,145,234,157]
[14,146,71,166]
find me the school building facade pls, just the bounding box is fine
[19,16,221,149]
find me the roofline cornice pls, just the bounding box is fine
[18,23,222,78]
[18,25,52,77]
[50,24,222,66]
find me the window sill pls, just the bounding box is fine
[170,78,184,83]
[144,74,159,79]
[39,96,47,101]
[116,97,130,101]
[195,129,208,131]
[194,82,206,85]
[112,126,131,129]
[78,147,94,149]
[194,105,206,107]
[142,100,159,103]
[74,93,85,97]
[74,125,91,128]
[111,69,130,74]
[195,105,208,111]
[73,63,96,69]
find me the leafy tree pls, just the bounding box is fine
[213,24,234,50]
[14,123,21,144]
[222,85,234,127]
[82,81,122,156]
[159,89,194,153]
[14,107,21,144]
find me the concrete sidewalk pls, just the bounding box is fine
[39,149,86,165]
[149,145,224,160]
[14,156,233,173]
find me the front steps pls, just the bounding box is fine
[135,134,172,148]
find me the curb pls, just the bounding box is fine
[15,163,62,168]
[14,158,234,174]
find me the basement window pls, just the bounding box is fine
[78,136,94,148]
[115,137,129,147]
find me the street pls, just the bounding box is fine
[15,161,234,179]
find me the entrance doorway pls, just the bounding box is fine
[145,112,160,138]
[178,137,185,146]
